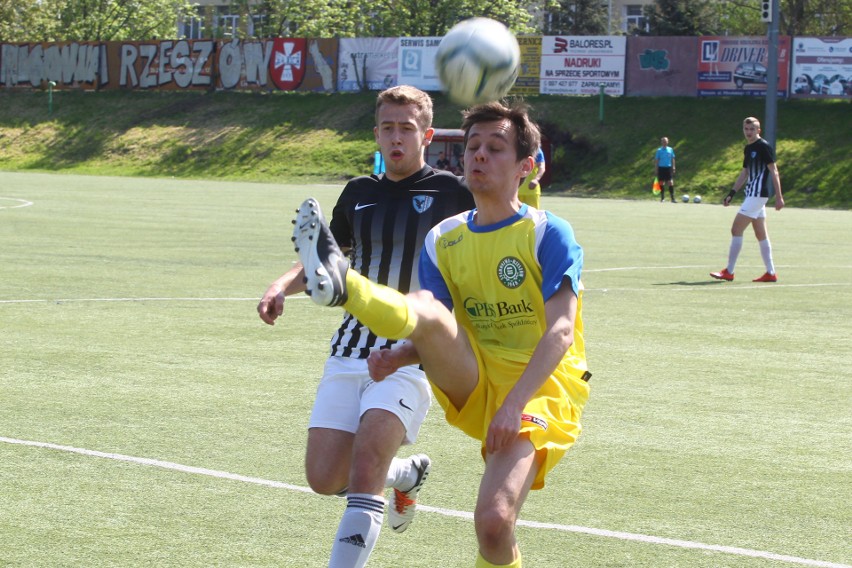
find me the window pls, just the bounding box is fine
[216,7,239,38]
[249,14,267,38]
[178,7,204,39]
[625,5,648,33]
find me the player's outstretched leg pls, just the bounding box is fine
[292,198,418,339]
[292,198,349,307]
[389,454,431,533]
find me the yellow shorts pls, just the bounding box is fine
[430,336,590,490]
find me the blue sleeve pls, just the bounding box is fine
[536,148,545,164]
[418,247,454,311]
[538,213,583,301]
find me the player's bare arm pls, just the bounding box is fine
[259,247,353,324]
[257,264,305,325]
[367,342,420,381]
[530,159,545,189]
[724,168,749,206]
[486,282,577,454]
[769,163,785,210]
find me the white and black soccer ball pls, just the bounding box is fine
[693,195,702,203]
[435,18,520,105]
[681,194,690,202]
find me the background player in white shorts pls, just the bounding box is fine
[711,117,784,283]
[257,85,473,567]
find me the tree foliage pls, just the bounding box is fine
[643,0,719,35]
[1,0,847,42]
[644,0,849,36]
[0,0,196,42]
[543,0,608,35]
[241,0,535,39]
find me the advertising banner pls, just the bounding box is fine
[397,37,442,92]
[540,36,626,96]
[510,36,542,96]
[338,38,398,92]
[626,36,698,97]
[102,40,214,90]
[1,42,106,89]
[790,37,851,97]
[216,39,274,90]
[697,36,790,97]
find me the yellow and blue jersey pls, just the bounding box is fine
[419,204,589,487]
[420,203,585,377]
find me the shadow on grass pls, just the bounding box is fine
[654,280,728,286]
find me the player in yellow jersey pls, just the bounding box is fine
[517,146,545,208]
[292,100,589,568]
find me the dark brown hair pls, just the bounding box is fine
[461,100,540,160]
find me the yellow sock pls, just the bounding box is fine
[342,271,417,339]
[475,552,521,568]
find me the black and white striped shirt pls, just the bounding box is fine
[328,166,475,358]
[742,138,777,198]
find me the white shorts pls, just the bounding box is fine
[308,355,431,445]
[738,196,768,219]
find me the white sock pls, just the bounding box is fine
[759,239,775,274]
[329,494,385,568]
[385,457,412,490]
[727,236,743,273]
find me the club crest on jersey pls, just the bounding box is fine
[521,413,548,431]
[497,257,525,289]
[412,195,434,213]
[751,151,757,158]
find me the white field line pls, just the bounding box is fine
[1,436,849,568]
[0,197,34,209]
[0,297,262,304]
[586,282,850,292]
[3,277,852,306]
[2,279,850,306]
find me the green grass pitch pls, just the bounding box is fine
[1,171,850,567]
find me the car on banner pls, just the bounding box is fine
[733,61,767,88]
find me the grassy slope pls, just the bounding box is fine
[0,90,849,208]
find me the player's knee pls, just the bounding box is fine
[474,506,515,549]
[407,289,448,325]
[348,451,388,490]
[305,465,347,495]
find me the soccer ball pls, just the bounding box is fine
[693,195,702,203]
[681,194,690,202]
[435,18,520,105]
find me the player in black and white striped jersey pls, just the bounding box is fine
[258,85,473,568]
[710,116,785,283]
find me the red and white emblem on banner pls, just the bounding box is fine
[271,38,307,90]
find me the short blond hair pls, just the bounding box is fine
[743,116,761,127]
[375,86,434,132]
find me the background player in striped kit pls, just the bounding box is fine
[257,85,474,567]
[711,117,785,283]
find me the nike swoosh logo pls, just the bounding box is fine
[354,203,377,211]
[392,523,405,531]
[399,399,412,411]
